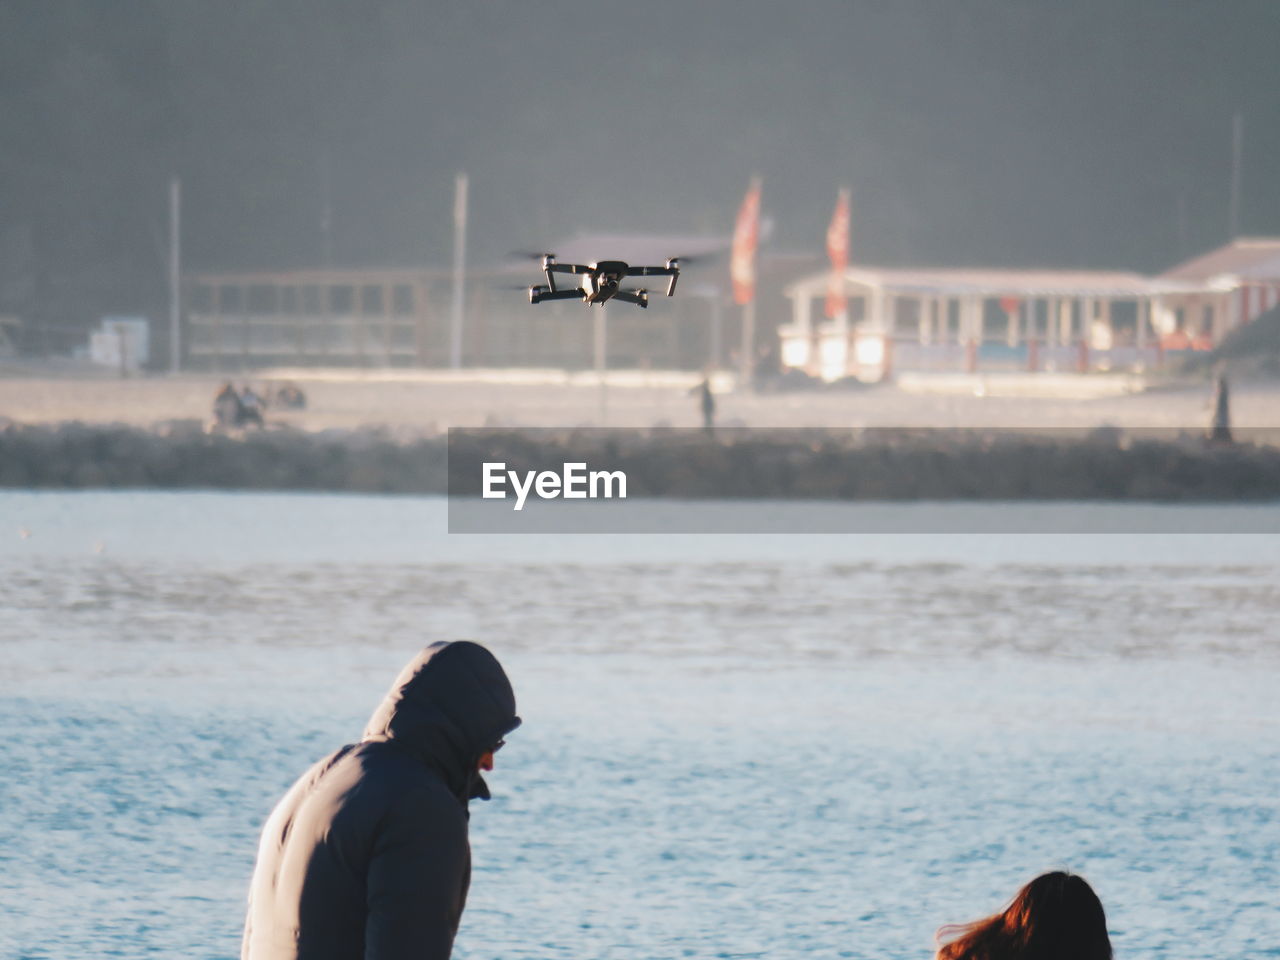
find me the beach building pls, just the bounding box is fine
[1155,237,1280,351]
[779,239,1280,382]
[182,234,760,373]
[183,235,1279,381]
[184,267,439,370]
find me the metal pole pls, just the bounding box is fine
[320,150,334,269]
[169,176,181,373]
[594,306,608,423]
[1229,111,1243,240]
[1175,190,1189,258]
[709,295,723,369]
[450,172,468,369]
[739,299,756,390]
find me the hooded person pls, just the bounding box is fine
[242,641,521,960]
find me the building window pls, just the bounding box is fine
[302,285,321,313]
[248,285,276,314]
[393,285,414,314]
[329,285,354,314]
[360,285,383,315]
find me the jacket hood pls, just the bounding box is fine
[362,641,521,803]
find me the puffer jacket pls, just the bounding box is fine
[242,641,521,960]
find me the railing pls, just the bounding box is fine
[781,329,1179,382]
[187,312,422,364]
[890,337,1164,376]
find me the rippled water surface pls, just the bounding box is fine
[2,492,1279,959]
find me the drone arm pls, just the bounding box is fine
[626,260,680,296]
[624,265,676,276]
[530,286,587,305]
[548,262,593,291]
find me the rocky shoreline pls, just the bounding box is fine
[2,421,1279,501]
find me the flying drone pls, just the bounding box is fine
[525,254,681,309]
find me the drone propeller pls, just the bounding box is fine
[663,252,718,268]
[505,250,558,262]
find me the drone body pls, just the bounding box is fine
[528,254,681,309]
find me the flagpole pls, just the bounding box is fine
[1229,111,1243,240]
[167,176,183,374]
[450,172,468,369]
[731,175,763,393]
[709,294,723,370]
[825,187,853,379]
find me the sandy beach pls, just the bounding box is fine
[1,366,1278,436]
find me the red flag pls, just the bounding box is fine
[731,177,762,306]
[825,187,851,319]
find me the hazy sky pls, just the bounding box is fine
[2,0,1278,319]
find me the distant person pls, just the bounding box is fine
[239,384,265,428]
[690,375,716,432]
[275,381,307,410]
[935,871,1111,960]
[1209,373,1233,444]
[756,341,778,380]
[242,641,521,960]
[213,382,244,429]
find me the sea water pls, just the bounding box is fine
[1,491,1278,959]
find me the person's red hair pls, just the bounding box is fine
[936,871,1112,960]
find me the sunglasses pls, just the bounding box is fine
[490,739,506,754]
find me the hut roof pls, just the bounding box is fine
[1161,237,1280,282]
[787,265,1202,299]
